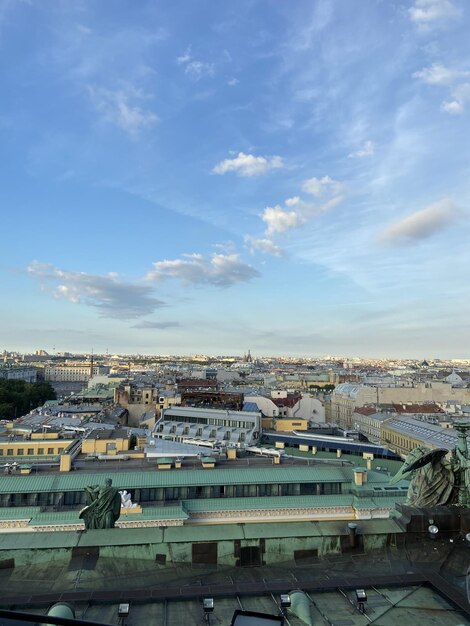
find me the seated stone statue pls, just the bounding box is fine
[79,478,122,529]
[390,446,455,507]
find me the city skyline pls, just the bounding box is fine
[1,0,470,358]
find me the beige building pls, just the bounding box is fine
[380,416,462,457]
[44,364,101,382]
[330,382,470,430]
[352,409,392,444]
[114,382,157,426]
[81,428,131,455]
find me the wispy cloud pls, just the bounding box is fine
[413,63,469,85]
[408,0,460,30]
[185,61,215,81]
[348,140,375,158]
[413,63,470,113]
[212,152,284,177]
[244,235,284,257]
[176,46,192,65]
[177,46,215,81]
[27,261,164,319]
[132,321,181,329]
[146,252,259,287]
[378,198,463,245]
[88,84,158,136]
[441,83,470,114]
[302,175,344,197]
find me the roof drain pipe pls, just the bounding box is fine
[348,522,358,549]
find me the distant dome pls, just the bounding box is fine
[446,370,463,384]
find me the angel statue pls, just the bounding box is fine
[390,445,455,507]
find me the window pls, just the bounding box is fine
[47,448,54,454]
[38,448,44,455]
[17,448,24,455]
[7,449,13,455]
[27,448,34,455]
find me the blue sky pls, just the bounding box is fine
[1,0,469,358]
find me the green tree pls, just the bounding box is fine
[0,380,56,420]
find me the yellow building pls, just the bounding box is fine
[273,418,309,431]
[0,438,74,458]
[81,428,131,455]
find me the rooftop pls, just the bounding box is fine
[1,540,469,625]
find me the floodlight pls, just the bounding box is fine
[279,594,291,609]
[355,589,367,602]
[118,604,130,618]
[465,532,470,543]
[356,589,367,614]
[203,598,214,613]
[428,524,439,538]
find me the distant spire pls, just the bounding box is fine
[89,348,94,379]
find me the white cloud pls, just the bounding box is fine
[285,196,301,207]
[302,175,344,197]
[146,253,259,287]
[262,206,304,236]
[260,175,345,236]
[441,83,470,114]
[88,84,158,136]
[27,261,164,319]
[408,0,460,29]
[244,235,284,257]
[227,77,239,86]
[132,321,181,329]
[413,63,469,85]
[177,46,192,65]
[177,47,215,81]
[184,61,215,81]
[212,152,284,177]
[378,198,463,245]
[348,140,375,158]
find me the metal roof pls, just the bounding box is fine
[384,416,465,449]
[183,495,354,511]
[0,465,356,494]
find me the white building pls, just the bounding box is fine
[153,406,261,445]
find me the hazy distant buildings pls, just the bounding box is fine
[44,363,104,382]
[329,381,470,430]
[0,365,37,383]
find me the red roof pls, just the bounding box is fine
[271,394,302,408]
[391,403,443,414]
[354,407,377,416]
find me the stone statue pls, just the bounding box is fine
[451,422,470,507]
[79,478,122,529]
[390,446,455,507]
[390,423,470,508]
[119,490,138,509]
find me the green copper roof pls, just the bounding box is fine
[183,495,355,511]
[0,506,39,519]
[0,465,357,494]
[28,505,188,526]
[0,515,406,551]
